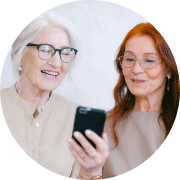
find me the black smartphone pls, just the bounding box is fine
[72,106,107,148]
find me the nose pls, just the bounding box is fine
[131,59,144,74]
[47,51,62,68]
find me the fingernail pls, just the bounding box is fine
[68,138,72,143]
[85,130,91,135]
[102,133,106,139]
[74,131,80,137]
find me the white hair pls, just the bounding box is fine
[12,11,80,82]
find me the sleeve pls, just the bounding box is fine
[69,161,81,179]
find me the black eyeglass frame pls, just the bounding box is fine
[26,43,78,63]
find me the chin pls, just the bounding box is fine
[129,89,147,97]
[37,82,60,92]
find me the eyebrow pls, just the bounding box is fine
[42,43,71,49]
[124,51,158,56]
[124,50,134,54]
[144,52,158,56]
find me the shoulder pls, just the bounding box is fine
[1,85,15,92]
[104,111,132,138]
[52,92,78,106]
[49,93,79,125]
[0,87,9,94]
[0,85,14,98]
[50,92,79,112]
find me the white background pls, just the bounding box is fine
[0,0,147,111]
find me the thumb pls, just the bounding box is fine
[102,132,108,145]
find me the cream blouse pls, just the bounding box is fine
[0,84,79,177]
[103,111,166,178]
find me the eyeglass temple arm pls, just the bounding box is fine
[26,43,37,47]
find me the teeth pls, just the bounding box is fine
[132,80,144,83]
[41,70,59,77]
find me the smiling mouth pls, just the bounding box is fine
[132,79,145,83]
[131,79,146,84]
[41,70,59,77]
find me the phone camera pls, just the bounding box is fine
[79,107,88,114]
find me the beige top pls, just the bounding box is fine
[0,84,80,177]
[103,111,166,178]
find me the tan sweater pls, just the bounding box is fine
[103,111,166,178]
[0,84,80,177]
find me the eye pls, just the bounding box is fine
[145,59,156,63]
[39,45,53,54]
[41,50,51,53]
[61,48,71,56]
[126,58,134,61]
[124,56,135,62]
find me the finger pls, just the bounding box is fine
[85,130,107,153]
[101,132,109,158]
[68,137,87,160]
[73,131,96,156]
[102,132,108,145]
[68,143,87,167]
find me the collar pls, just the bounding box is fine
[8,84,55,113]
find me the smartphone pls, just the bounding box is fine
[72,106,107,148]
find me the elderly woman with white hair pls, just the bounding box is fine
[0,12,108,179]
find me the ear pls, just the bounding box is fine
[13,49,24,69]
[12,49,19,58]
[166,72,171,79]
[165,67,171,78]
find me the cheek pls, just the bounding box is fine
[144,70,167,93]
[122,68,131,79]
[22,51,36,71]
[146,71,159,79]
[22,53,45,76]
[62,63,71,74]
[24,61,43,76]
[145,68,167,81]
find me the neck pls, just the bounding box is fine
[133,94,163,112]
[17,79,50,109]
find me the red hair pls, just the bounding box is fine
[107,23,180,148]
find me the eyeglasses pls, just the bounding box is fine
[118,55,161,69]
[26,43,78,63]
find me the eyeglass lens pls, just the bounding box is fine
[38,45,75,62]
[121,55,159,68]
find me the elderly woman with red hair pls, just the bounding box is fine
[102,23,180,178]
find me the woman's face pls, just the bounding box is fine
[122,35,169,98]
[20,26,71,92]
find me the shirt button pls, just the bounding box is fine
[41,107,44,112]
[31,147,36,152]
[36,122,39,127]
